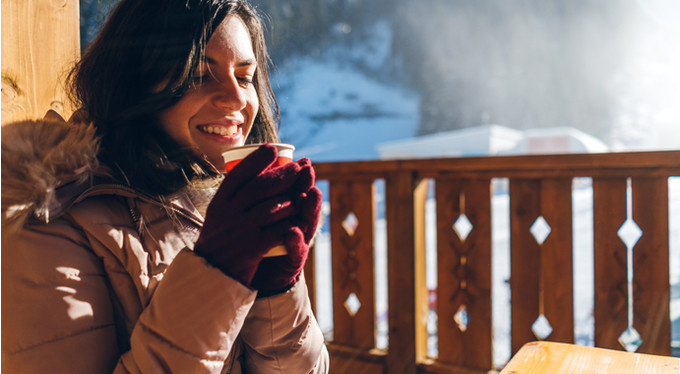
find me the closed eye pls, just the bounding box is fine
[238,76,253,86]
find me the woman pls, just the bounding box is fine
[1,0,328,372]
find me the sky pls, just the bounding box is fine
[612,0,680,151]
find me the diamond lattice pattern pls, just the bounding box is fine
[342,212,359,237]
[617,218,642,249]
[453,214,473,241]
[530,216,551,245]
[344,292,361,316]
[453,305,469,332]
[532,314,553,340]
[618,326,642,352]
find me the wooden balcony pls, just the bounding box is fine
[303,150,680,373]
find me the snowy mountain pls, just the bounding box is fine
[272,20,420,162]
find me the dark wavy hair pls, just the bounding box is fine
[67,0,279,195]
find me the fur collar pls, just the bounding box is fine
[1,119,105,233]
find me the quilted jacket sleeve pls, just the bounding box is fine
[118,250,257,373]
[239,273,329,373]
[1,219,257,374]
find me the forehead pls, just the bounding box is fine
[205,15,255,61]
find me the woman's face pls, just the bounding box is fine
[158,15,259,172]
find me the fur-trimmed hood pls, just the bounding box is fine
[1,119,106,233]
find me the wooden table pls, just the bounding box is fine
[501,341,680,373]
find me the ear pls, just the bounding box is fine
[43,109,65,122]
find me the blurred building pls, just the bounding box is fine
[376,124,608,159]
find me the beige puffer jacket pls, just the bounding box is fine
[1,119,328,373]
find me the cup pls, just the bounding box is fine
[222,143,294,172]
[221,143,295,257]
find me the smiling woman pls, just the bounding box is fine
[1,0,328,372]
[67,0,280,193]
[158,15,260,170]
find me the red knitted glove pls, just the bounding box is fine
[193,144,314,286]
[291,158,323,244]
[250,160,323,296]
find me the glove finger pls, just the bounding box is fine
[215,144,278,202]
[284,226,309,267]
[296,157,311,168]
[245,195,299,226]
[256,219,299,250]
[295,186,322,243]
[292,165,315,194]
[232,161,304,205]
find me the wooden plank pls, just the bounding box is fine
[593,178,629,350]
[461,179,493,369]
[435,178,493,369]
[414,179,430,361]
[329,180,376,349]
[315,151,680,180]
[304,241,316,315]
[2,0,80,125]
[501,341,680,373]
[327,343,386,374]
[418,360,500,374]
[435,179,465,363]
[510,179,541,355]
[329,353,386,373]
[631,177,670,355]
[539,179,574,343]
[385,171,417,373]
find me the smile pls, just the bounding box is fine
[198,124,240,136]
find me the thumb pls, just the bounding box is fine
[285,226,309,266]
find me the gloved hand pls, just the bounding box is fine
[250,159,322,296]
[193,144,315,286]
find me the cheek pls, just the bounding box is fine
[247,89,260,121]
[159,106,183,136]
[243,90,260,133]
[158,98,195,142]
[161,93,201,125]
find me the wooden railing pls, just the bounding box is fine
[303,150,680,373]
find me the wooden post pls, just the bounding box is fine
[593,178,629,350]
[510,179,542,354]
[539,178,574,344]
[1,0,80,125]
[329,179,376,350]
[385,170,417,373]
[632,177,670,355]
[414,178,429,363]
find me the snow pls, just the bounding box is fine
[273,58,419,161]
[272,19,419,162]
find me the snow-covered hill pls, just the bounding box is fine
[271,21,420,162]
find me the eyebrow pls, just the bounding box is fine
[202,56,257,67]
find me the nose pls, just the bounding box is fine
[212,76,247,110]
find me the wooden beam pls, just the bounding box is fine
[385,170,417,373]
[2,0,80,125]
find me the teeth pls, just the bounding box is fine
[200,125,237,136]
